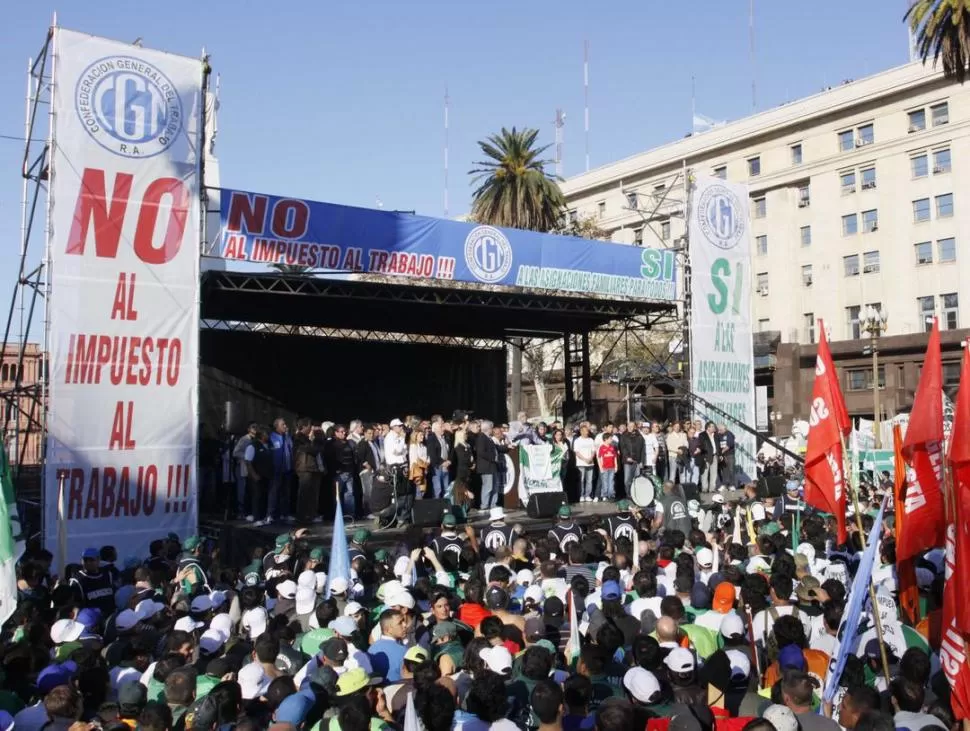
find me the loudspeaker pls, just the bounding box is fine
[526,492,566,519]
[411,499,454,528]
[756,475,786,499]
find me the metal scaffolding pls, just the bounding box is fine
[1,29,54,499]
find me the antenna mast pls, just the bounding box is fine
[444,86,450,218]
[584,40,590,172]
[553,108,565,178]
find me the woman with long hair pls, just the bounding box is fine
[551,428,570,495]
[408,428,430,496]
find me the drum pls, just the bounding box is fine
[630,474,655,507]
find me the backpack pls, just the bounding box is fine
[764,605,800,664]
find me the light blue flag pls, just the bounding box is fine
[823,494,888,702]
[325,497,351,600]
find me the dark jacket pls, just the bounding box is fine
[426,432,453,468]
[619,431,646,464]
[454,443,473,483]
[293,433,321,474]
[326,437,356,474]
[697,431,719,464]
[356,438,379,472]
[473,433,507,476]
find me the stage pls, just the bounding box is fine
[199,489,745,565]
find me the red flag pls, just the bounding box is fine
[895,424,921,626]
[820,324,852,438]
[898,319,946,561]
[803,321,847,544]
[947,344,970,633]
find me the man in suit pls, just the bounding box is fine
[427,418,453,501]
[356,425,382,513]
[697,421,719,493]
[473,420,508,511]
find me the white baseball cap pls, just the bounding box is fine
[525,584,544,604]
[663,647,696,674]
[329,577,349,595]
[623,667,661,704]
[390,418,404,428]
[479,646,513,676]
[238,662,270,700]
[277,580,297,600]
[51,618,84,644]
[516,569,535,586]
[725,649,752,681]
[199,629,227,655]
[296,586,316,616]
[210,613,233,637]
[115,610,139,632]
[242,607,268,640]
[135,599,165,621]
[344,601,364,616]
[174,616,204,633]
[695,548,713,569]
[489,506,505,522]
[720,612,745,639]
[764,705,799,731]
[386,590,415,610]
[329,616,358,637]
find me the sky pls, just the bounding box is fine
[0,0,916,325]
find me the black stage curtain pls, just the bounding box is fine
[201,329,507,424]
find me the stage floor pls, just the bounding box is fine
[200,490,744,565]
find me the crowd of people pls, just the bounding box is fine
[1,465,955,731]
[211,413,740,529]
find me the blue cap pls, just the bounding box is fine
[601,580,623,602]
[37,662,76,695]
[81,547,99,559]
[778,644,806,671]
[76,608,101,629]
[274,691,313,725]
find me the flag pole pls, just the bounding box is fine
[841,430,892,687]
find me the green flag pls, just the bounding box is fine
[0,450,23,626]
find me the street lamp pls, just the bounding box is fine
[861,305,888,448]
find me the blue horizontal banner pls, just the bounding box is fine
[216,189,678,301]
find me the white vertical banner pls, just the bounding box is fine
[46,29,203,564]
[688,176,756,480]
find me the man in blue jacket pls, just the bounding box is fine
[269,417,294,524]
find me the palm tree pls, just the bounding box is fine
[469,127,565,232]
[270,263,312,275]
[906,0,970,83]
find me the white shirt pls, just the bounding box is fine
[627,595,663,621]
[751,605,812,646]
[573,436,595,467]
[408,443,428,465]
[694,609,735,634]
[384,430,408,466]
[644,433,659,466]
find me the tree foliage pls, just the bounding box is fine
[906,0,970,83]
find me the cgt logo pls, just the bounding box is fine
[464,225,512,283]
[75,56,183,158]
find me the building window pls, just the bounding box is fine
[633,227,643,246]
[846,305,862,339]
[942,293,959,330]
[838,129,854,152]
[846,366,886,391]
[857,123,874,146]
[915,241,933,264]
[934,148,951,174]
[756,235,768,255]
[932,101,949,126]
[748,156,761,177]
[860,166,876,190]
[840,170,856,195]
[913,198,931,223]
[626,192,638,209]
[597,201,606,218]
[753,197,766,219]
[568,209,578,223]
[713,165,727,179]
[758,318,771,332]
[756,272,769,296]
[791,143,803,165]
[842,213,858,236]
[863,250,880,273]
[797,184,810,207]
[800,225,812,246]
[862,209,878,232]
[908,108,927,132]
[918,295,935,331]
[944,361,962,388]
[936,193,954,218]
[802,264,813,286]
[844,254,860,277]
[660,220,671,241]
[911,153,929,179]
[654,183,666,193]
[0,364,6,382]
[938,237,956,263]
[804,313,816,344]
